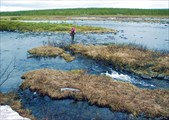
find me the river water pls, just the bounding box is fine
[23,20,169,51]
[0,20,169,119]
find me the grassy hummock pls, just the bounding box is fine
[68,44,169,79]
[0,20,116,33]
[20,69,169,118]
[0,92,36,120]
[28,46,75,62]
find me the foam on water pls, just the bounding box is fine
[102,69,155,88]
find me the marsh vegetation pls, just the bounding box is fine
[20,69,169,118]
[0,8,169,119]
[68,44,169,79]
[28,46,75,62]
[0,20,116,33]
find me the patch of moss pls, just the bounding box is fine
[21,69,169,118]
[28,46,75,62]
[68,44,169,79]
[0,92,36,120]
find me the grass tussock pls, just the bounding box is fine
[0,92,36,120]
[68,44,169,79]
[28,46,75,62]
[0,20,116,33]
[20,69,169,118]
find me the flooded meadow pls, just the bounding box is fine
[0,20,169,120]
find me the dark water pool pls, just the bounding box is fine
[19,89,162,120]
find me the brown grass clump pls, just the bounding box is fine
[68,44,169,79]
[20,69,169,118]
[28,46,75,62]
[0,92,36,120]
[60,53,75,62]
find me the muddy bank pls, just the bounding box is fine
[28,46,74,62]
[0,92,36,120]
[20,69,169,118]
[68,44,169,80]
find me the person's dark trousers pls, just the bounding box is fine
[71,35,75,44]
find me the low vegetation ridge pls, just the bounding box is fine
[1,8,169,16]
[0,20,115,33]
[68,44,169,80]
[20,69,169,118]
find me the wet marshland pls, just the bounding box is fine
[0,20,169,119]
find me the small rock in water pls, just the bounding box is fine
[156,74,164,79]
[164,76,169,80]
[141,75,152,80]
[48,33,52,36]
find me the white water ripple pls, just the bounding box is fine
[101,69,155,88]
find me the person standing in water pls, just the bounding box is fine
[70,27,76,44]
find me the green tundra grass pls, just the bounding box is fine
[0,20,116,33]
[1,8,168,16]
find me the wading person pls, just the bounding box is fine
[70,27,76,44]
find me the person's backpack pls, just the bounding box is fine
[71,28,76,35]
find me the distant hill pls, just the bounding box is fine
[1,8,169,16]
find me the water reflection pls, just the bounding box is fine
[20,89,160,120]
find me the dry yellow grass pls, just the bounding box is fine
[68,44,169,79]
[0,92,36,120]
[28,46,75,62]
[20,69,169,118]
[60,53,75,62]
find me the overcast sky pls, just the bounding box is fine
[0,0,168,12]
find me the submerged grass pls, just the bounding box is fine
[1,8,169,16]
[0,92,36,120]
[0,20,116,33]
[68,44,169,79]
[28,46,75,62]
[20,69,169,118]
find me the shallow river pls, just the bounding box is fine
[23,20,169,51]
[0,20,169,119]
